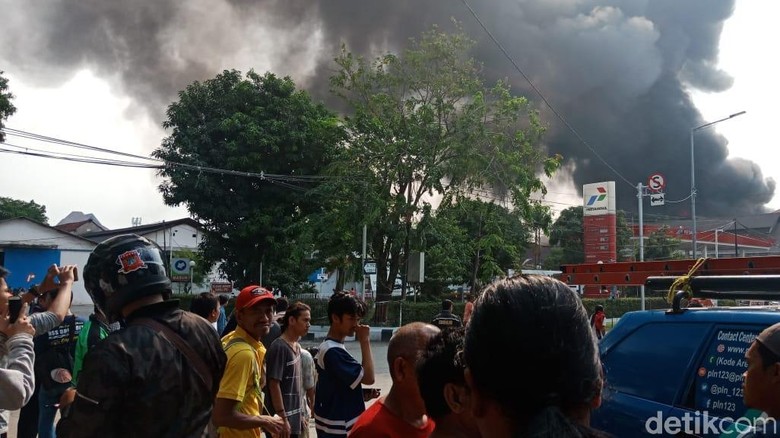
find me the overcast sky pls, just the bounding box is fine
[1,1,776,230]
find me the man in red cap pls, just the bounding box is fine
[213,285,285,438]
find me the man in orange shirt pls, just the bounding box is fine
[349,322,439,438]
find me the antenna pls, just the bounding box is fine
[131,217,142,227]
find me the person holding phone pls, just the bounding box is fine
[0,293,36,412]
[0,264,75,438]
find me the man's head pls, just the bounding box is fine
[327,291,368,338]
[442,299,454,312]
[386,322,440,406]
[280,301,311,338]
[235,285,276,341]
[744,323,780,416]
[417,327,478,434]
[190,292,220,323]
[83,234,171,322]
[276,296,289,314]
[217,293,229,307]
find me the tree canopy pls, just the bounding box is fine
[0,71,17,143]
[312,25,560,299]
[153,70,343,292]
[546,206,634,268]
[0,197,47,223]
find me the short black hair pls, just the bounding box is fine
[442,299,453,310]
[417,327,465,421]
[280,301,311,332]
[327,291,367,324]
[190,292,219,320]
[0,266,8,279]
[217,294,229,306]
[276,296,289,313]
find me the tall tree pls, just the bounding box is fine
[153,70,343,292]
[643,225,685,260]
[315,26,560,299]
[0,197,47,223]
[0,71,17,142]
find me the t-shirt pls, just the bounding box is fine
[266,338,304,434]
[314,338,365,437]
[348,399,435,438]
[218,326,267,438]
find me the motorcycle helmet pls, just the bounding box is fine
[84,234,171,321]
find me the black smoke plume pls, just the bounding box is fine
[0,0,772,216]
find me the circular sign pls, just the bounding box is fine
[648,173,666,192]
[174,259,188,272]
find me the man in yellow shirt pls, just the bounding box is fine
[213,285,285,437]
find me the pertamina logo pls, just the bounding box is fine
[587,187,607,206]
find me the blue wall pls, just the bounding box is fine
[4,248,60,289]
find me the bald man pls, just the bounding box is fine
[349,322,440,438]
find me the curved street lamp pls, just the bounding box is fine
[690,111,746,258]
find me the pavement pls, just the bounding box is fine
[6,307,394,438]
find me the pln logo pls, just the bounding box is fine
[587,187,607,205]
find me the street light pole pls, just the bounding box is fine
[690,110,746,258]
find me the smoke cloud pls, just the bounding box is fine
[0,0,772,217]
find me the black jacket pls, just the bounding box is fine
[58,300,227,437]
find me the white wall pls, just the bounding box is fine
[60,249,93,305]
[0,219,96,250]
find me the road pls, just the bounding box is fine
[6,313,393,438]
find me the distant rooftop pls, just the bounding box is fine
[56,211,107,230]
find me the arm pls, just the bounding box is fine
[355,324,375,385]
[212,397,284,433]
[0,303,36,410]
[46,265,76,323]
[268,379,291,438]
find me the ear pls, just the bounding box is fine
[590,385,603,410]
[464,368,486,417]
[444,383,470,414]
[391,356,406,381]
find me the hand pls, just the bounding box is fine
[39,264,61,293]
[260,414,285,437]
[57,265,77,285]
[59,388,77,408]
[355,324,370,342]
[1,302,35,337]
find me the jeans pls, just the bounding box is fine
[38,385,66,438]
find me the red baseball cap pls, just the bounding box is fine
[236,285,275,311]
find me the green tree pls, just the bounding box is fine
[0,197,47,223]
[419,197,536,292]
[0,72,16,143]
[643,225,685,260]
[315,26,560,299]
[153,70,343,292]
[547,206,634,266]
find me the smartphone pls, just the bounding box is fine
[73,266,79,282]
[8,297,22,323]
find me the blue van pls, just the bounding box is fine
[592,277,780,437]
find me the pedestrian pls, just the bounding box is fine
[58,306,117,410]
[267,302,312,438]
[300,347,317,438]
[463,275,609,437]
[462,294,474,325]
[212,285,284,437]
[217,294,229,335]
[190,292,220,332]
[739,322,780,437]
[590,305,606,340]
[34,292,85,438]
[314,291,374,438]
[0,299,36,411]
[4,264,76,438]
[416,327,480,438]
[57,234,227,437]
[432,299,462,330]
[349,322,439,438]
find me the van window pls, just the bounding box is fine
[685,326,761,418]
[603,323,709,404]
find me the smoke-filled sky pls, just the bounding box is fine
[0,0,776,229]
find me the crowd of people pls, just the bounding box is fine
[3,232,780,437]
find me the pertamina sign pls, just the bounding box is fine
[583,182,616,216]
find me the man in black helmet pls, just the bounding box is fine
[57,234,227,438]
